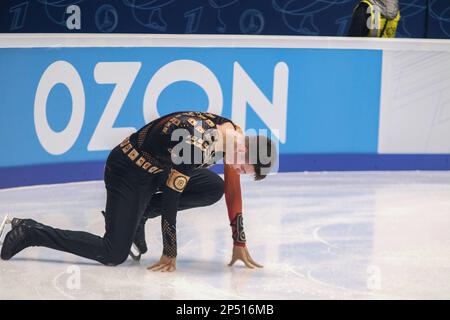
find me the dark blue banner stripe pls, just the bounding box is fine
[279,154,450,172]
[1,154,449,189]
[0,161,106,189]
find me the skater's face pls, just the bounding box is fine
[227,140,255,175]
[230,163,255,175]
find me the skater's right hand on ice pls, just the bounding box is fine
[148,254,176,272]
[228,245,263,269]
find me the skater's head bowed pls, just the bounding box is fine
[228,134,278,181]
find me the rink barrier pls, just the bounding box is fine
[1,154,449,189]
[0,34,449,188]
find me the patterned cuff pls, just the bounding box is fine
[162,219,177,257]
[230,213,246,246]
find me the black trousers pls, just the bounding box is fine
[24,146,224,265]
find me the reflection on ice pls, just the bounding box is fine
[0,171,449,299]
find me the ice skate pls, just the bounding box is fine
[0,217,37,260]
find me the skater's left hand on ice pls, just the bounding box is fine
[228,245,263,269]
[147,254,176,272]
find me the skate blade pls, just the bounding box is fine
[0,215,12,246]
[129,243,142,261]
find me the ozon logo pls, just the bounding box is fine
[34,59,289,155]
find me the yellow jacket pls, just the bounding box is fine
[360,0,400,38]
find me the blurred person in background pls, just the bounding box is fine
[348,0,400,37]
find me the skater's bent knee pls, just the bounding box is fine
[207,184,224,205]
[100,251,129,266]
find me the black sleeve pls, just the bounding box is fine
[348,3,371,37]
[160,165,193,258]
[158,112,215,257]
[160,134,197,258]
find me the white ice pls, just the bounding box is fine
[0,171,450,300]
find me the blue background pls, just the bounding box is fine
[1,0,450,39]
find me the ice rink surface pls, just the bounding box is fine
[0,171,449,300]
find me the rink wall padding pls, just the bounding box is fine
[0,35,449,188]
[1,154,449,189]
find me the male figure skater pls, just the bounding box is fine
[0,111,276,272]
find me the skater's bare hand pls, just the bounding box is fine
[147,255,176,272]
[228,245,263,269]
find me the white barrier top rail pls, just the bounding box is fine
[0,34,450,51]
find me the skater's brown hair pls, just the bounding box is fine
[245,135,277,181]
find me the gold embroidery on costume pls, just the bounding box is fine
[166,169,190,192]
[148,166,159,173]
[128,149,139,161]
[142,162,151,170]
[169,117,181,126]
[136,157,146,167]
[122,143,132,153]
[120,137,130,147]
[195,126,205,134]
[187,118,197,126]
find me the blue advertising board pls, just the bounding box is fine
[0,45,382,187]
[1,37,449,188]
